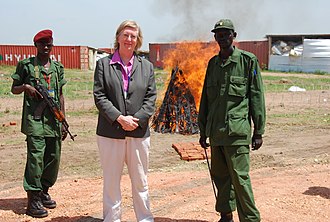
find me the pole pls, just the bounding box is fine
[204,148,217,200]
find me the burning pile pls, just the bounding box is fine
[152,41,218,134]
[152,67,199,134]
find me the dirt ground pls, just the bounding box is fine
[0,73,329,221]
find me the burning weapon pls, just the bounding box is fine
[152,67,199,134]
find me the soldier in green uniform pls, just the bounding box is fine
[11,29,67,218]
[198,19,266,222]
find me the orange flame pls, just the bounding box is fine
[163,41,218,110]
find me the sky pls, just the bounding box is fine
[0,0,329,51]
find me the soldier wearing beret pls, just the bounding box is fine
[11,29,67,218]
[198,19,266,222]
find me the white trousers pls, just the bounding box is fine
[97,135,154,222]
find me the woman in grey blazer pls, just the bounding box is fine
[93,20,156,222]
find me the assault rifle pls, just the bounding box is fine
[35,84,77,141]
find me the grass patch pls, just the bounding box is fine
[0,67,15,97]
[262,75,330,92]
[0,65,15,74]
[67,107,98,117]
[267,108,330,126]
[62,69,94,99]
[1,65,329,98]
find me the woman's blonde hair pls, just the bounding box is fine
[114,20,143,52]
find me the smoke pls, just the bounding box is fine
[150,0,330,42]
[151,0,269,42]
[150,0,213,41]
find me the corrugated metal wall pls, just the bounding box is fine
[55,46,81,69]
[269,38,330,73]
[267,34,330,73]
[235,40,269,69]
[149,40,269,69]
[0,45,37,65]
[0,45,84,69]
[1,42,269,70]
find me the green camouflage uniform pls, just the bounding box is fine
[11,57,66,191]
[198,47,266,222]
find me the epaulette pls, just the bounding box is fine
[53,61,64,68]
[240,49,256,60]
[210,54,219,64]
[20,57,34,65]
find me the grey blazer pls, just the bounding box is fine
[93,54,157,139]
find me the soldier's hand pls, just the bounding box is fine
[252,134,263,150]
[61,129,68,141]
[199,136,210,149]
[23,84,43,99]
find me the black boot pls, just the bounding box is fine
[219,212,234,222]
[40,187,57,209]
[26,191,48,218]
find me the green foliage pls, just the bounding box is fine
[314,70,328,75]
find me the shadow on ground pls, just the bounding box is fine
[154,217,209,222]
[303,186,330,199]
[0,197,26,215]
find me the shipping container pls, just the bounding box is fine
[149,40,269,69]
[235,40,269,69]
[149,42,218,69]
[0,45,109,70]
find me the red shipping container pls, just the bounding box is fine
[0,45,97,70]
[149,40,269,70]
[235,40,269,69]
